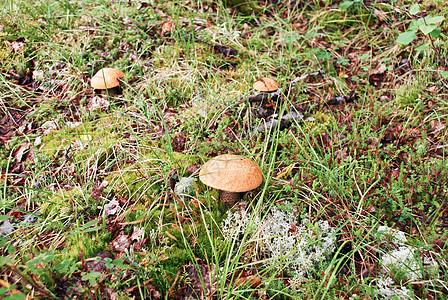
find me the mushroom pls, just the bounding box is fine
[90,68,125,90]
[253,77,279,92]
[199,154,263,207]
[161,21,175,37]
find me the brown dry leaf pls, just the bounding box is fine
[41,120,57,135]
[105,199,120,216]
[172,132,187,152]
[430,120,445,136]
[128,51,139,63]
[154,7,167,17]
[109,234,130,252]
[391,168,400,179]
[133,237,150,251]
[404,127,420,138]
[369,63,387,88]
[105,287,119,300]
[181,259,215,299]
[165,230,178,241]
[372,9,389,22]
[367,204,376,213]
[0,279,22,294]
[163,106,178,122]
[5,39,24,53]
[235,275,262,289]
[334,148,349,164]
[13,143,30,162]
[86,95,109,112]
[137,2,150,10]
[125,281,161,299]
[186,163,200,174]
[91,181,104,201]
[86,251,114,273]
[118,41,132,52]
[0,219,14,236]
[317,132,331,149]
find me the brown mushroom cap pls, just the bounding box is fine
[199,154,263,192]
[90,68,125,89]
[253,77,279,92]
[161,21,176,35]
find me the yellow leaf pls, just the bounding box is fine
[339,71,349,78]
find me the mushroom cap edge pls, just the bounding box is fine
[199,154,263,192]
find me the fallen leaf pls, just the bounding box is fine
[91,181,104,201]
[181,259,215,299]
[0,219,14,236]
[105,199,120,216]
[105,287,119,300]
[34,135,42,147]
[154,7,167,17]
[5,39,24,53]
[0,279,22,294]
[86,251,114,273]
[186,163,200,174]
[41,120,57,135]
[13,143,30,162]
[86,95,110,112]
[22,214,39,224]
[165,230,178,241]
[235,275,262,289]
[125,281,161,299]
[334,148,349,164]
[172,132,187,152]
[109,234,130,252]
[133,237,151,251]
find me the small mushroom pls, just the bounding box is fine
[161,21,175,37]
[253,77,279,92]
[90,68,125,90]
[199,154,263,207]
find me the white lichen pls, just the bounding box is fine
[377,226,423,281]
[221,205,336,286]
[174,177,197,198]
[375,277,414,300]
[382,247,421,280]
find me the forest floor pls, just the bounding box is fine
[0,0,447,299]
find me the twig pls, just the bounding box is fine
[289,69,326,86]
[4,264,55,298]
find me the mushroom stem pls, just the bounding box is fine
[219,191,240,207]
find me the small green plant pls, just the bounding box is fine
[340,0,362,10]
[396,4,445,51]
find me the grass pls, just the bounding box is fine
[0,0,447,299]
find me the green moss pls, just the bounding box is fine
[38,117,124,175]
[311,111,336,127]
[160,246,191,275]
[222,0,262,15]
[194,215,224,260]
[39,188,85,220]
[60,229,111,261]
